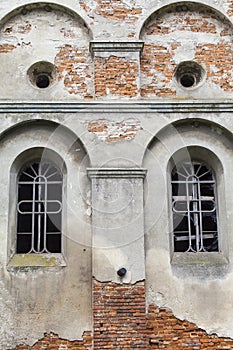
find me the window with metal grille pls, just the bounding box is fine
[171,161,218,253]
[16,161,62,254]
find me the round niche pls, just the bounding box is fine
[174,61,206,90]
[27,61,57,89]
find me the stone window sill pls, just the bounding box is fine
[171,252,228,266]
[7,253,67,268]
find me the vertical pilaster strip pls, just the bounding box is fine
[88,168,148,349]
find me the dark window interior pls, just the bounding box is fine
[172,161,218,253]
[16,161,62,254]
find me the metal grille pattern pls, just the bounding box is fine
[17,161,62,254]
[171,161,218,252]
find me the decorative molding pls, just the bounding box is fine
[87,168,147,178]
[90,41,144,53]
[0,101,233,113]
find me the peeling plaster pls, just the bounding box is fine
[83,118,142,143]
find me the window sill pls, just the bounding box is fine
[171,252,228,266]
[7,253,67,268]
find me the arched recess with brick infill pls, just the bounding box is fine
[0,3,94,100]
[139,2,233,99]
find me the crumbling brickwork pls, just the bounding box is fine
[0,5,93,99]
[80,0,142,24]
[55,44,93,97]
[84,118,142,142]
[147,305,233,349]
[0,43,16,53]
[14,295,233,349]
[92,280,233,350]
[140,3,233,97]
[1,0,233,348]
[16,332,92,350]
[94,55,139,97]
[140,44,177,97]
[93,280,148,349]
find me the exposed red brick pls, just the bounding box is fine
[195,42,233,92]
[15,331,92,350]
[84,118,142,143]
[3,22,32,35]
[93,280,148,349]
[147,305,233,349]
[140,4,233,97]
[15,282,233,349]
[80,0,142,23]
[140,44,176,97]
[227,0,233,16]
[144,13,217,36]
[54,44,93,98]
[95,55,139,97]
[93,280,233,349]
[0,43,16,53]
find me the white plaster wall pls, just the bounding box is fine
[0,0,232,345]
[0,121,92,348]
[144,120,233,338]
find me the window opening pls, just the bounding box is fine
[17,161,62,254]
[171,161,218,252]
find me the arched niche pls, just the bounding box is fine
[0,119,92,248]
[143,118,233,266]
[139,2,233,99]
[143,118,233,338]
[0,3,94,99]
[0,119,92,346]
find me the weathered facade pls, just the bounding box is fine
[0,0,233,349]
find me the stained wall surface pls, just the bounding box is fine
[0,1,233,349]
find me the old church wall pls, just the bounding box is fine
[0,0,233,349]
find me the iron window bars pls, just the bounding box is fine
[171,161,218,252]
[16,161,62,254]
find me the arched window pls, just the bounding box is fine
[171,161,218,253]
[16,160,62,254]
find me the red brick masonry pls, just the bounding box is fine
[93,280,148,349]
[16,280,233,349]
[16,331,92,350]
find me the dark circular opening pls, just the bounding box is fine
[36,74,50,88]
[117,267,127,277]
[180,74,195,88]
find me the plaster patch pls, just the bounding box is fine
[173,43,195,63]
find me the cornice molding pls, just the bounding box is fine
[89,41,144,53]
[87,168,147,178]
[0,101,233,113]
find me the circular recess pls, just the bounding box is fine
[174,61,206,90]
[27,61,56,89]
[179,73,196,88]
